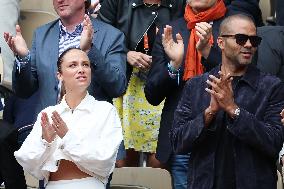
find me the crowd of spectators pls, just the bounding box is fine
[0,0,284,189]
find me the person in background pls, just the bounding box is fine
[0,91,38,189]
[3,92,39,145]
[0,119,27,189]
[4,0,126,113]
[0,96,29,189]
[170,14,284,189]
[0,0,19,86]
[145,0,262,188]
[97,0,186,170]
[253,26,284,81]
[276,0,284,26]
[89,0,101,14]
[14,48,123,189]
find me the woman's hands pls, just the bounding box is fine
[127,51,152,71]
[41,111,68,143]
[51,111,69,138]
[41,112,56,143]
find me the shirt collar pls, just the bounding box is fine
[240,64,260,90]
[57,92,94,114]
[210,64,260,90]
[59,20,83,37]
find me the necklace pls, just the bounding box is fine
[143,0,160,7]
[144,2,155,7]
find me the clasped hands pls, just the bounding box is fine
[205,71,238,118]
[41,111,68,143]
[127,51,152,71]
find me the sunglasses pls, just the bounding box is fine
[220,33,262,47]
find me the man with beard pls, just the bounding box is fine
[170,14,284,189]
[145,0,262,188]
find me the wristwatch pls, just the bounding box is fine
[233,107,240,118]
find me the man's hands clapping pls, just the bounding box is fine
[205,71,238,117]
[80,15,94,53]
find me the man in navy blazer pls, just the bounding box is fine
[4,0,127,115]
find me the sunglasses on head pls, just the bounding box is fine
[220,33,262,47]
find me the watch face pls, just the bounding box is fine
[235,108,240,116]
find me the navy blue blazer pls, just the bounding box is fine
[13,17,127,114]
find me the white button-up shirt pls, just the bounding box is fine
[14,93,123,186]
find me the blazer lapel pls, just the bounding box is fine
[91,17,99,45]
[45,20,60,86]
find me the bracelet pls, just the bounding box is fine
[168,62,179,73]
[167,62,180,85]
[16,51,31,63]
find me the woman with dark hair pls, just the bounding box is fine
[14,48,123,189]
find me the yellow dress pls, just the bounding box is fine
[114,68,164,153]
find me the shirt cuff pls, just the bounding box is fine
[15,51,31,73]
[41,137,56,148]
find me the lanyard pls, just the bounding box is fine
[143,34,149,55]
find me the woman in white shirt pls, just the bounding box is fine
[14,48,123,189]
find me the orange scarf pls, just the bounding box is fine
[183,0,226,81]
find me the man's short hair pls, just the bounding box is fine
[219,14,256,35]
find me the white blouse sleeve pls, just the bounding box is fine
[60,106,123,178]
[14,112,57,180]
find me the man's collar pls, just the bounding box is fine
[210,64,260,90]
[240,65,260,90]
[59,20,83,36]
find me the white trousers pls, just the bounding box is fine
[46,177,105,189]
[0,0,20,87]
